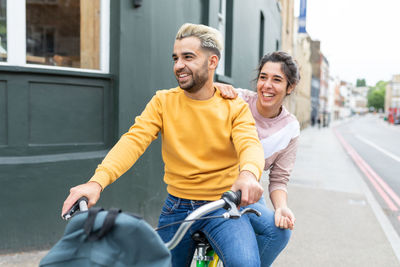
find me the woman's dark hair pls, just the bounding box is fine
[256,51,300,90]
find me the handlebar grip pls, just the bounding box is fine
[62,196,89,220]
[222,190,242,206]
[235,190,242,205]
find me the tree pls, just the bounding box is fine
[356,78,366,87]
[367,80,387,111]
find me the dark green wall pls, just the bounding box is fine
[104,0,203,222]
[230,0,282,89]
[0,67,114,252]
[0,0,282,253]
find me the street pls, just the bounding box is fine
[335,114,400,237]
[272,115,400,266]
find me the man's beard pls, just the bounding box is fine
[177,63,208,93]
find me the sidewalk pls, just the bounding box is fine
[1,125,400,266]
[267,125,400,266]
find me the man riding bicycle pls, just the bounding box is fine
[62,23,265,266]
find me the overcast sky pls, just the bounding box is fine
[294,0,400,86]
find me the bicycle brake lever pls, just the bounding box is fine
[221,199,241,219]
[240,208,261,217]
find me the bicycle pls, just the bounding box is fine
[63,191,261,267]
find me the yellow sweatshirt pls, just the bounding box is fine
[90,87,264,200]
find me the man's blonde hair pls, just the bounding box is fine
[176,23,223,59]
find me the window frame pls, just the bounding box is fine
[215,0,233,83]
[216,0,226,76]
[3,0,110,73]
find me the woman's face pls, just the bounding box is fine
[256,61,294,118]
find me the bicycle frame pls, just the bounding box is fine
[165,199,226,250]
[196,249,220,267]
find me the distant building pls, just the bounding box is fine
[351,86,369,114]
[292,32,312,129]
[309,40,333,126]
[385,74,400,123]
[328,76,340,121]
[279,0,295,55]
[336,81,352,119]
[319,55,330,126]
[280,2,312,129]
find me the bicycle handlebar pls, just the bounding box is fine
[62,197,89,220]
[166,190,246,250]
[165,198,227,250]
[62,190,260,251]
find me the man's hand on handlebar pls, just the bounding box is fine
[231,170,264,207]
[61,181,102,218]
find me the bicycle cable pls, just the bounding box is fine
[154,215,225,231]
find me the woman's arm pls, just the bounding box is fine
[268,137,299,230]
[270,189,295,230]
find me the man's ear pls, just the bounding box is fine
[209,54,219,70]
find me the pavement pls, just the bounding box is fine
[268,123,400,266]
[1,122,400,266]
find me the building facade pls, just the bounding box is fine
[333,80,352,120]
[280,3,312,129]
[310,40,321,125]
[0,0,282,252]
[286,31,312,129]
[279,0,295,55]
[385,74,400,123]
[350,86,368,114]
[319,54,330,126]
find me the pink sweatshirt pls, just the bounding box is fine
[237,89,300,194]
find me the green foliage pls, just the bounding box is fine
[367,80,387,111]
[356,78,366,87]
[375,80,387,91]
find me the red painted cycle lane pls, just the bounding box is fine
[334,129,400,221]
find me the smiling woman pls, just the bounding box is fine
[216,51,301,266]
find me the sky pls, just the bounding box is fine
[294,0,400,86]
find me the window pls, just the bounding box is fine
[216,0,226,76]
[2,0,109,73]
[393,84,400,97]
[215,0,233,79]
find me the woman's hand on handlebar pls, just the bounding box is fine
[231,170,264,207]
[61,181,102,217]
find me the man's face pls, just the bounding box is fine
[172,37,210,93]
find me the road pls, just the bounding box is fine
[335,114,400,236]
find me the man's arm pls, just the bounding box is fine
[230,101,265,206]
[61,94,163,216]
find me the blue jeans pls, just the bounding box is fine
[246,196,292,266]
[157,194,260,267]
